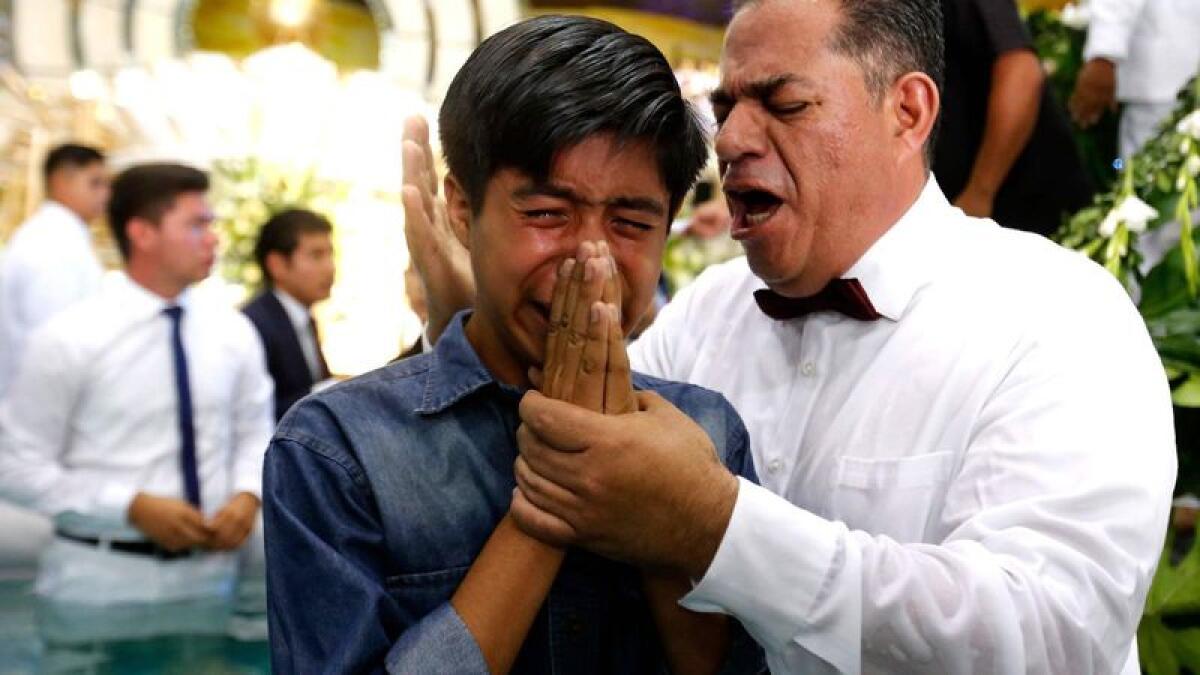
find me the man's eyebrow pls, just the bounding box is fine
[609,196,666,218]
[514,183,666,218]
[513,183,578,201]
[710,74,810,106]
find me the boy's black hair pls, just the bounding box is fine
[439,15,709,218]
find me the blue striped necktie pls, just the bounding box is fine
[164,306,201,508]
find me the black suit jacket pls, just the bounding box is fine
[243,291,322,422]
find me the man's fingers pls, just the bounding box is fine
[401,115,438,195]
[598,242,621,318]
[519,390,610,452]
[514,456,580,516]
[558,250,605,402]
[549,246,589,398]
[516,423,586,492]
[566,258,609,408]
[604,304,635,414]
[176,515,213,549]
[510,488,578,548]
[544,258,575,395]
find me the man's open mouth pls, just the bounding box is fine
[727,188,784,232]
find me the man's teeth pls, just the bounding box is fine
[746,207,774,225]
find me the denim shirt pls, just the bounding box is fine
[263,312,761,674]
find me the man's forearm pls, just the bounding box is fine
[643,571,731,675]
[451,513,565,674]
[963,50,1044,199]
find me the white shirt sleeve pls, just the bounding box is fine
[629,262,718,379]
[682,276,1176,674]
[1084,0,1151,62]
[229,318,275,500]
[0,326,138,527]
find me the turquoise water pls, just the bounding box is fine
[0,580,271,674]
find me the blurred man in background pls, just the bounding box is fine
[0,143,109,399]
[243,208,335,422]
[1071,0,1200,158]
[935,0,1092,235]
[0,163,273,610]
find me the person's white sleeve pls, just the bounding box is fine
[16,257,97,331]
[683,278,1176,673]
[629,270,711,379]
[0,328,138,527]
[230,317,275,500]
[1083,0,1151,62]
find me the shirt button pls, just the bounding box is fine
[801,362,817,377]
[767,459,783,474]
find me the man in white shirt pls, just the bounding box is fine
[242,208,336,422]
[1070,0,1200,158]
[404,0,1178,672]
[0,143,109,399]
[0,163,274,608]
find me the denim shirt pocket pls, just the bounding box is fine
[384,565,471,624]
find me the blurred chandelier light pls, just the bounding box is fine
[270,0,316,28]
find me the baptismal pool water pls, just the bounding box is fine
[0,579,271,674]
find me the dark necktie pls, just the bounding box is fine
[309,315,331,380]
[164,306,201,508]
[754,278,882,322]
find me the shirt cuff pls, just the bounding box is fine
[386,602,489,674]
[93,481,139,528]
[680,478,844,653]
[1083,25,1131,62]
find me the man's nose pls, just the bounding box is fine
[715,103,768,165]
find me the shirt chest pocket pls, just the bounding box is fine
[829,452,954,543]
[384,565,470,625]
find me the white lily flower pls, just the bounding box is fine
[1060,3,1091,29]
[1099,195,1159,237]
[1188,155,1200,177]
[1177,110,1200,140]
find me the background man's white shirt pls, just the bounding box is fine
[0,273,274,603]
[0,201,104,399]
[631,179,1176,674]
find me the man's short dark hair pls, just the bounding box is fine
[43,143,105,183]
[254,208,334,285]
[106,163,209,260]
[734,0,944,158]
[438,15,709,218]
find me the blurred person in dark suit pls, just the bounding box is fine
[934,0,1093,236]
[243,209,335,422]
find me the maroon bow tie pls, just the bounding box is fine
[754,278,882,321]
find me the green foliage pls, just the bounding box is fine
[1141,532,1200,675]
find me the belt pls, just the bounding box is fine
[55,529,195,561]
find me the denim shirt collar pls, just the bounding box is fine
[416,311,524,415]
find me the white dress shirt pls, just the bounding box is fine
[631,179,1177,674]
[1084,0,1200,103]
[0,273,274,603]
[273,288,324,381]
[0,201,104,399]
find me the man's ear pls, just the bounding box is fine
[264,250,290,285]
[889,71,940,166]
[443,174,472,251]
[126,216,158,257]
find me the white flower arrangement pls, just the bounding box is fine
[1177,110,1200,141]
[1059,2,1091,30]
[1098,195,1159,237]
